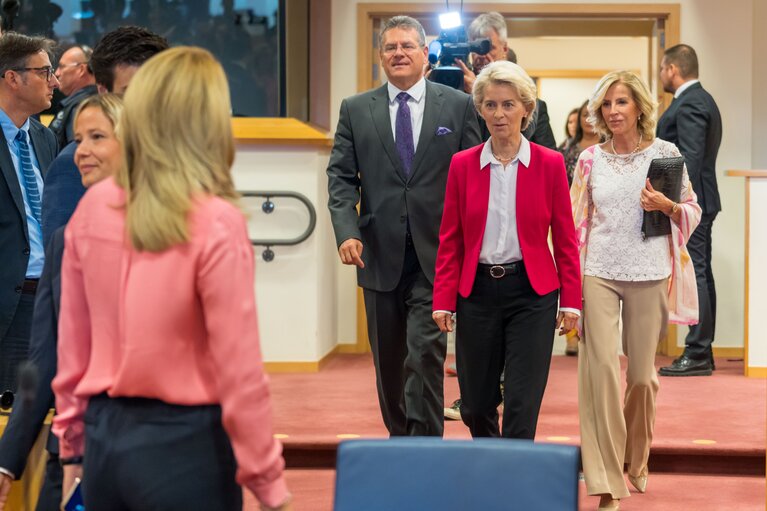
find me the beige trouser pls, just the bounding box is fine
[579,275,668,499]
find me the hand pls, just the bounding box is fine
[61,464,83,509]
[0,473,12,511]
[556,311,579,336]
[424,63,432,80]
[338,239,364,268]
[640,179,674,214]
[432,311,454,333]
[453,58,477,94]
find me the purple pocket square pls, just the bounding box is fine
[436,126,453,136]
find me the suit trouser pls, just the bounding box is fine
[0,293,34,394]
[363,241,447,437]
[455,263,558,439]
[35,454,62,511]
[82,394,241,511]
[579,276,667,499]
[684,213,717,359]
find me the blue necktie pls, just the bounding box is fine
[395,92,415,177]
[16,130,42,225]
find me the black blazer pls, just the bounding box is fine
[0,227,64,475]
[657,82,722,215]
[327,80,481,292]
[0,118,58,340]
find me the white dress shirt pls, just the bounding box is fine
[387,78,426,150]
[674,79,699,98]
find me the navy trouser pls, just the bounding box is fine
[82,394,241,511]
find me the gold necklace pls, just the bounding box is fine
[491,141,518,162]
[610,133,643,155]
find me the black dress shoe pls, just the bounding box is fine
[659,355,713,376]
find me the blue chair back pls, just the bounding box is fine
[334,438,579,511]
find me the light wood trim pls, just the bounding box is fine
[725,170,767,178]
[232,117,332,147]
[263,345,341,373]
[527,69,629,79]
[746,366,767,378]
[355,288,371,353]
[357,3,680,93]
[744,175,750,374]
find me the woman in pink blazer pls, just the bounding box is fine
[432,61,581,439]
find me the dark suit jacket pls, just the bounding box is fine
[41,142,85,248]
[0,227,64,476]
[657,82,722,215]
[327,80,481,292]
[478,99,557,151]
[0,118,58,340]
[0,149,82,476]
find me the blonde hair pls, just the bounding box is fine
[587,70,657,141]
[117,46,237,252]
[73,93,123,133]
[473,60,537,131]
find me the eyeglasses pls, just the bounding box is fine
[382,43,422,55]
[11,66,55,82]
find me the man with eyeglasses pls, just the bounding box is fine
[327,16,480,437]
[49,45,97,150]
[0,31,59,409]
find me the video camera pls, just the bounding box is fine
[428,12,490,90]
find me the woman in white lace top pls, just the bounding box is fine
[570,71,701,510]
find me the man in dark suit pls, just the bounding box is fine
[48,45,97,150]
[327,15,480,436]
[0,32,59,404]
[0,27,168,511]
[457,11,557,149]
[657,44,722,377]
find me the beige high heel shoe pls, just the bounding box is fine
[598,494,620,510]
[628,468,648,493]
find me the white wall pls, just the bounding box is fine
[232,145,340,361]
[330,0,755,350]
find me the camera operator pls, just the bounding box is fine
[457,12,557,149]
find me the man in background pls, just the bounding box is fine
[0,26,169,511]
[48,44,97,150]
[456,11,557,149]
[657,44,722,377]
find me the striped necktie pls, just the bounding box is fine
[15,130,42,224]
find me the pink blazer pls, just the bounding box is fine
[433,142,581,312]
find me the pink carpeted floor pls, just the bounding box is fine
[253,353,766,510]
[268,354,766,457]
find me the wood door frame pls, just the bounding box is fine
[353,3,681,354]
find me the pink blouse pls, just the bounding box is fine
[52,178,288,507]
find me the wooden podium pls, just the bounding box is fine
[0,409,52,510]
[726,170,767,377]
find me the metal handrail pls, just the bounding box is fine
[240,190,317,261]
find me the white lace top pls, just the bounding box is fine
[584,138,685,281]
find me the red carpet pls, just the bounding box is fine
[268,354,766,475]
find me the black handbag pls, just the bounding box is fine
[641,156,684,239]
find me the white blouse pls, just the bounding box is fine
[583,138,686,281]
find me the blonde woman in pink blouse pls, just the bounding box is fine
[570,70,701,510]
[52,47,292,511]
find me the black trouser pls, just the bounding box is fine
[684,213,717,359]
[35,454,62,511]
[82,394,241,511]
[363,240,447,437]
[456,262,558,439]
[0,292,34,395]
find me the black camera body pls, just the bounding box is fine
[428,25,490,90]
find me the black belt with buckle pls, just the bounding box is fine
[22,279,39,294]
[478,262,523,279]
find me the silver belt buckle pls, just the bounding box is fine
[489,265,505,278]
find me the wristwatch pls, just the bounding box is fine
[670,202,679,215]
